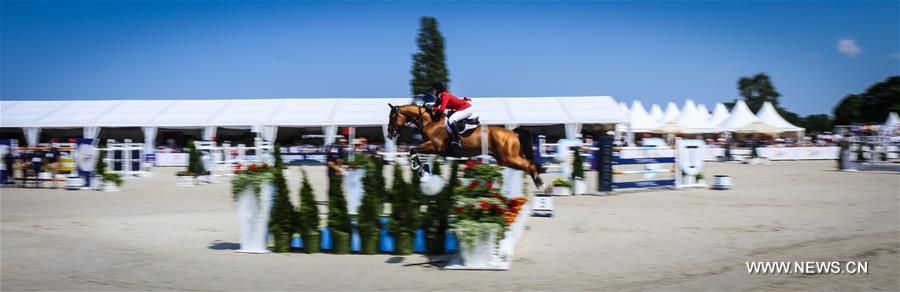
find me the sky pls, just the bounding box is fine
[1,1,898,116]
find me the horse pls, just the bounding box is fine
[386,103,544,188]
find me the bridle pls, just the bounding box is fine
[387,103,435,139]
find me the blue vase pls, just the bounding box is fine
[351,227,361,253]
[291,233,303,248]
[414,228,426,253]
[378,216,394,253]
[445,229,458,253]
[319,227,332,250]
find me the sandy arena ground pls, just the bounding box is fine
[1,160,898,291]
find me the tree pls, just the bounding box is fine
[428,160,458,254]
[833,76,900,125]
[800,114,833,133]
[297,169,320,253]
[737,73,805,127]
[327,172,351,254]
[358,156,382,254]
[186,140,205,175]
[268,145,295,253]
[410,16,450,95]
[95,149,107,175]
[738,73,781,112]
[388,163,416,254]
[571,146,584,180]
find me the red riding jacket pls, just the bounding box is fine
[433,92,471,113]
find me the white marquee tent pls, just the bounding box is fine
[649,104,664,122]
[619,102,630,116]
[0,96,628,146]
[670,100,721,133]
[718,100,758,131]
[627,101,660,133]
[660,102,681,123]
[696,104,711,121]
[755,102,804,133]
[708,103,731,126]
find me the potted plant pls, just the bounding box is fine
[552,177,573,196]
[297,169,321,253]
[231,162,275,253]
[176,140,204,186]
[93,150,121,192]
[696,172,706,186]
[327,172,352,254]
[450,164,528,267]
[101,172,123,192]
[268,145,295,253]
[571,146,586,195]
[391,182,419,255]
[357,164,382,254]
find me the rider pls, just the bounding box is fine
[431,81,474,148]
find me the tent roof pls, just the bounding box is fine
[672,100,722,133]
[719,100,758,131]
[627,101,660,132]
[756,102,804,132]
[660,102,681,123]
[884,112,899,127]
[708,103,730,126]
[619,102,630,116]
[649,104,664,122]
[696,104,711,121]
[0,96,627,128]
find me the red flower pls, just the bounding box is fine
[261,163,268,169]
[485,181,494,189]
[467,180,479,190]
[248,165,258,171]
[455,207,464,214]
[479,200,489,210]
[465,160,476,167]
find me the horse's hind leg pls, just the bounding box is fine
[500,155,543,189]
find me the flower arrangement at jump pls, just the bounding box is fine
[451,160,528,266]
[231,161,276,253]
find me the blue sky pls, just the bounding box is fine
[1,1,897,116]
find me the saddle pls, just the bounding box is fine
[448,112,480,136]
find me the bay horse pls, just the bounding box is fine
[386,104,544,188]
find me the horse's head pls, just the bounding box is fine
[386,103,405,139]
[387,103,434,139]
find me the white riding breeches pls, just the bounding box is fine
[446,107,476,133]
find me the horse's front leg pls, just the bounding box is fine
[409,141,438,177]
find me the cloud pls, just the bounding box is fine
[837,38,861,57]
[807,53,820,59]
[890,53,900,60]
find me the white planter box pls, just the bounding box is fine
[236,182,275,253]
[101,181,120,192]
[573,178,586,195]
[176,176,196,187]
[552,186,572,196]
[458,227,498,267]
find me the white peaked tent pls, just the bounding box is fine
[879,112,899,136]
[627,101,661,133]
[619,102,631,116]
[756,102,804,133]
[671,100,721,133]
[660,102,681,123]
[884,112,899,128]
[719,100,758,131]
[696,104,711,121]
[708,103,730,126]
[649,104,664,122]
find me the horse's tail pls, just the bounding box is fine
[513,127,543,173]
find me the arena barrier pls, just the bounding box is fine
[838,139,900,172]
[594,137,706,192]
